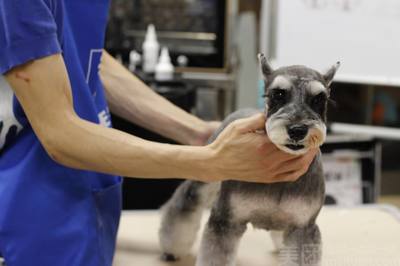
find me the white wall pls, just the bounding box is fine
[271,0,400,86]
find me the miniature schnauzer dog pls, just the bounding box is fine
[159,54,339,266]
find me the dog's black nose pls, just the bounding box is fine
[288,125,308,141]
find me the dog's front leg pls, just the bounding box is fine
[196,210,246,266]
[281,224,322,266]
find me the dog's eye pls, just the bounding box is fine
[271,89,287,102]
[311,93,327,111]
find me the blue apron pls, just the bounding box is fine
[0,0,122,265]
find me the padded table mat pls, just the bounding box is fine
[114,205,400,266]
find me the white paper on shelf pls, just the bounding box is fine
[322,154,363,206]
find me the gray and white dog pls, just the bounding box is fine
[159,54,340,266]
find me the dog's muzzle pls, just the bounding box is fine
[266,119,326,155]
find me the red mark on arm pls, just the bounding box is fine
[15,71,31,83]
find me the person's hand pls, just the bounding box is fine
[204,113,318,183]
[189,121,222,146]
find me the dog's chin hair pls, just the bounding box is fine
[267,119,308,155]
[267,120,326,155]
[276,144,309,155]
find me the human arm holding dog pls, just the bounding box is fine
[5,53,317,183]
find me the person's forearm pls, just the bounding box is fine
[45,112,211,180]
[5,54,211,181]
[6,53,317,185]
[100,50,209,145]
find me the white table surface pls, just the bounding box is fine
[114,205,400,266]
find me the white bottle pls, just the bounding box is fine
[142,24,160,73]
[155,47,174,81]
[128,50,141,72]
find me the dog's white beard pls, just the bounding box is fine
[266,118,326,155]
[266,118,288,147]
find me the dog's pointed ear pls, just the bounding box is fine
[258,53,273,77]
[323,61,340,86]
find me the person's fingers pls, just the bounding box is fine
[233,113,266,134]
[301,148,319,167]
[299,148,319,173]
[254,170,295,183]
[279,149,319,179]
[283,147,319,164]
[276,157,306,173]
[276,150,314,172]
[272,170,302,183]
[265,148,298,164]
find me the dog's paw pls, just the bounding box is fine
[161,252,179,262]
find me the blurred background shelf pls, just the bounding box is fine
[105,0,400,210]
[379,195,400,208]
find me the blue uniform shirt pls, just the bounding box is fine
[0,0,122,265]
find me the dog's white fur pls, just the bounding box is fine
[270,75,292,90]
[308,80,327,95]
[230,193,322,229]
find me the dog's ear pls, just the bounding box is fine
[258,53,273,77]
[323,62,340,87]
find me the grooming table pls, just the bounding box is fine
[114,205,400,266]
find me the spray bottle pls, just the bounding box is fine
[155,47,174,81]
[142,24,160,73]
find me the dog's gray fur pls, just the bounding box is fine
[159,55,339,266]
